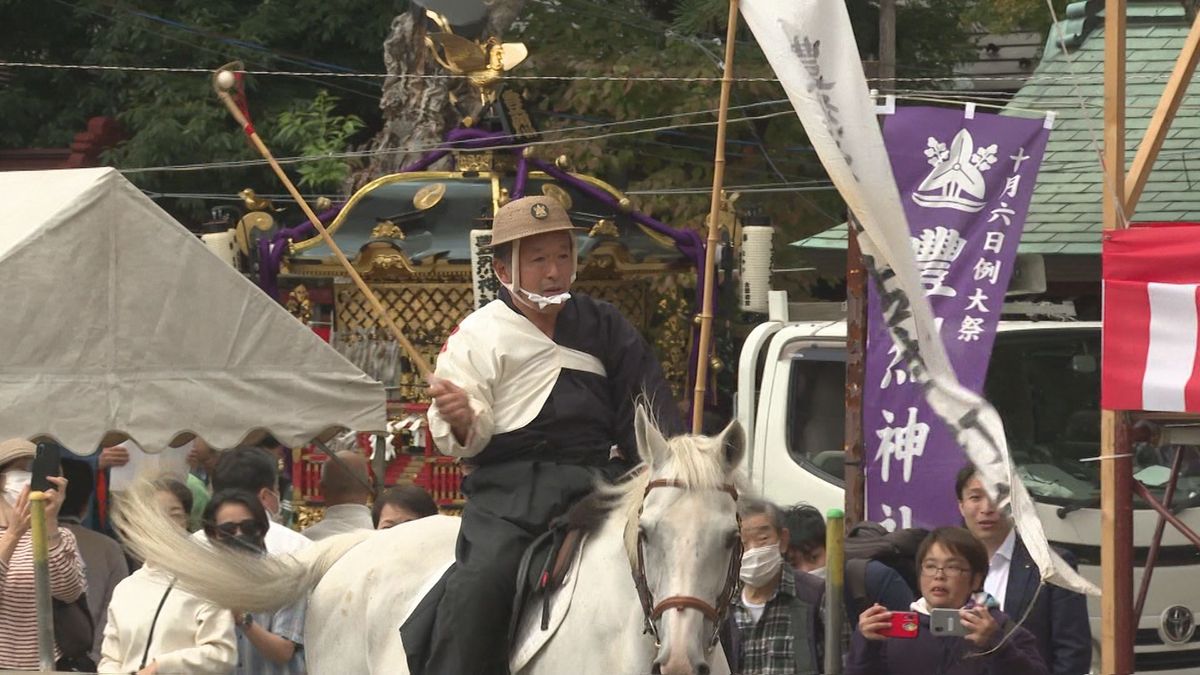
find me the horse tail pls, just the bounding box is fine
[112,480,372,613]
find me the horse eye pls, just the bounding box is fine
[725,531,739,548]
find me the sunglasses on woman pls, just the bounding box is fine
[214,519,265,539]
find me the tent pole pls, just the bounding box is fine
[1102,0,1134,671]
[692,0,740,434]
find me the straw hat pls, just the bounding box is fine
[0,439,35,468]
[490,196,583,247]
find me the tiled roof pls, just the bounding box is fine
[793,1,1198,256]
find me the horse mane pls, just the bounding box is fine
[565,415,747,565]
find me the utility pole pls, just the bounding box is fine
[879,0,896,89]
[845,0,897,527]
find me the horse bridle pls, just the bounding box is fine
[630,478,742,650]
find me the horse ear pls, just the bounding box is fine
[634,403,669,467]
[715,418,746,471]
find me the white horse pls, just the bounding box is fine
[114,407,746,675]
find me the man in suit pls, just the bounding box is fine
[955,465,1092,674]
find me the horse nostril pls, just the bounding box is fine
[696,665,711,675]
[651,666,662,675]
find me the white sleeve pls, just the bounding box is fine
[427,321,497,458]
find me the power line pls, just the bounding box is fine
[142,180,836,201]
[118,108,799,174]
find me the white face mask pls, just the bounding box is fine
[500,280,572,311]
[264,489,282,524]
[739,544,784,587]
[3,469,31,506]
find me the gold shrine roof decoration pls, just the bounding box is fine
[283,171,688,279]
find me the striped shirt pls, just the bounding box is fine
[0,526,87,669]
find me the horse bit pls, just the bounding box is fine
[629,478,742,651]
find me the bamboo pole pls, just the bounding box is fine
[212,66,432,379]
[30,491,54,671]
[824,508,846,675]
[1125,11,1200,214]
[692,0,740,434]
[1102,1,1134,671]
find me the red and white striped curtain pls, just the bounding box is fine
[1102,223,1200,412]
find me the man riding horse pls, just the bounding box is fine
[426,195,683,674]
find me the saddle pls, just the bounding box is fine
[511,519,586,640]
[398,519,586,675]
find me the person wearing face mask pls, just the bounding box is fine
[194,446,312,558]
[201,490,306,675]
[847,527,1048,675]
[0,438,87,670]
[422,195,683,675]
[720,497,824,675]
[98,482,236,674]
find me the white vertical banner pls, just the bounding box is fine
[740,0,1095,595]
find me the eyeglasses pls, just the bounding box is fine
[214,520,264,539]
[920,562,972,578]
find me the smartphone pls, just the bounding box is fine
[879,611,919,639]
[30,442,62,493]
[929,607,969,637]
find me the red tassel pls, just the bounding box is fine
[234,71,255,137]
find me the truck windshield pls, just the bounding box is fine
[986,329,1200,508]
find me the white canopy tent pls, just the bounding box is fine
[0,167,385,453]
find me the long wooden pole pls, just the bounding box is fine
[1125,11,1200,213]
[1102,1,1134,672]
[692,0,740,434]
[212,67,432,379]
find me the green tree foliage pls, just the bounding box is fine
[0,0,392,221]
[964,0,1069,32]
[516,0,978,259]
[274,90,365,190]
[2,0,983,236]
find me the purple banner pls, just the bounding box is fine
[865,107,1051,530]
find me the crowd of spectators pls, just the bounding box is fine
[0,435,438,674]
[720,466,1093,675]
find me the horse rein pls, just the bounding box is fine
[630,478,742,651]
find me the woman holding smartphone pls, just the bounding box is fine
[847,527,1048,675]
[0,438,86,670]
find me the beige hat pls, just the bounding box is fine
[0,439,35,468]
[490,195,582,247]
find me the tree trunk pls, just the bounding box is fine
[351,1,526,190]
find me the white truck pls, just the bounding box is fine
[734,294,1200,673]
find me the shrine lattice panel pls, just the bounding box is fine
[335,283,475,401]
[335,274,693,402]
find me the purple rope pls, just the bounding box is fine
[258,204,343,299]
[445,127,512,149]
[513,153,529,199]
